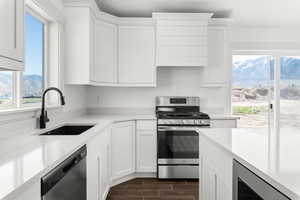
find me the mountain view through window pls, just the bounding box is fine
[232,55,300,128]
[23,12,44,104]
[0,71,13,107]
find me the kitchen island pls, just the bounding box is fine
[198,128,300,200]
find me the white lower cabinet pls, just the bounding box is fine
[199,134,233,200]
[111,121,136,181]
[87,127,111,200]
[136,120,157,173]
[99,129,111,200]
[201,157,231,200]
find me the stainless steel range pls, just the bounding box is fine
[156,96,210,179]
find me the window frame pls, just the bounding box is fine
[0,71,17,108]
[21,8,49,108]
[231,50,300,129]
[0,2,63,112]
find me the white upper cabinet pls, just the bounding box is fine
[0,0,24,71]
[201,19,232,87]
[64,2,157,87]
[118,22,156,86]
[153,13,212,67]
[64,6,94,84]
[93,20,118,84]
[64,4,119,85]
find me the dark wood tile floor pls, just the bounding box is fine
[106,178,199,200]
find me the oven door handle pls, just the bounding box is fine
[158,126,197,131]
[158,126,170,131]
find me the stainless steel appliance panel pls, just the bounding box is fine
[233,160,290,200]
[157,128,199,160]
[158,165,199,179]
[42,146,87,200]
[156,96,200,107]
[158,119,210,126]
[158,158,198,165]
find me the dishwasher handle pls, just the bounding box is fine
[41,145,86,196]
[62,155,82,174]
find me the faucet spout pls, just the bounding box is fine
[39,87,66,129]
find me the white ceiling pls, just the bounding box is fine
[97,0,300,27]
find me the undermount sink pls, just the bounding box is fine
[39,125,94,136]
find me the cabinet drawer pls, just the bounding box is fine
[136,120,156,130]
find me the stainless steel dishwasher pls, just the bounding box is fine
[41,145,87,200]
[233,159,291,200]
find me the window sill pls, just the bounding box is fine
[0,105,63,116]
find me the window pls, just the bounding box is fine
[232,55,274,128]
[0,71,14,107]
[0,9,50,110]
[232,53,300,129]
[280,56,300,128]
[23,12,45,104]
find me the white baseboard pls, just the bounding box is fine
[103,186,110,200]
[110,172,156,187]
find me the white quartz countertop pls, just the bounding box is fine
[198,128,300,200]
[0,113,238,199]
[209,115,239,120]
[0,114,155,200]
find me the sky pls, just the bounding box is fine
[233,55,268,62]
[25,13,44,76]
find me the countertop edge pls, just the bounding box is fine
[197,128,300,200]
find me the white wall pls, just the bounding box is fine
[230,26,300,50]
[88,67,227,114]
[50,0,64,11]
[0,85,87,139]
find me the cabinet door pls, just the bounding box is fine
[201,159,217,200]
[201,159,231,200]
[118,26,156,84]
[93,20,117,83]
[111,121,135,181]
[87,135,101,200]
[199,135,233,200]
[136,129,157,172]
[0,0,24,70]
[202,27,228,85]
[99,129,111,200]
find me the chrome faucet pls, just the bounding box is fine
[39,87,65,129]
